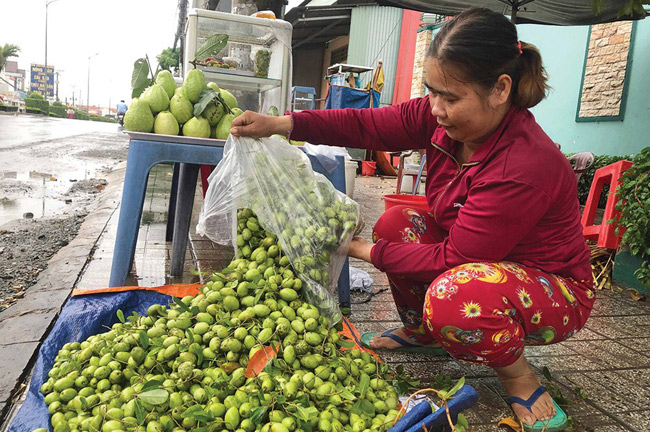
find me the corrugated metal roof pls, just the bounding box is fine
[306,0,338,6]
[347,5,402,106]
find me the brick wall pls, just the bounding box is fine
[578,21,633,118]
[410,29,432,99]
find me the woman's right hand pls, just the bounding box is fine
[230,111,292,139]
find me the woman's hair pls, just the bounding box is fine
[427,8,549,108]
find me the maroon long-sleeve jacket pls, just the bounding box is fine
[291,97,592,284]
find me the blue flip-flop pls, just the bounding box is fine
[360,327,448,356]
[507,385,568,432]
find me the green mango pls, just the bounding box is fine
[155,70,177,98]
[123,98,154,132]
[215,113,236,140]
[141,83,169,114]
[220,89,238,109]
[182,68,207,103]
[153,111,179,135]
[182,116,210,138]
[202,102,225,127]
[169,92,193,125]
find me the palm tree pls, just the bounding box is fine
[0,44,21,74]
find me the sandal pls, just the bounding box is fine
[507,385,568,432]
[360,327,448,355]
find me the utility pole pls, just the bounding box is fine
[54,70,63,101]
[108,79,112,118]
[45,0,62,68]
[87,53,99,114]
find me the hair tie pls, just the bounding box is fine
[517,41,523,55]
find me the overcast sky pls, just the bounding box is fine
[0,0,303,109]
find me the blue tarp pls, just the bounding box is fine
[9,290,174,432]
[325,85,381,110]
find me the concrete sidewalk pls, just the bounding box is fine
[1,163,649,431]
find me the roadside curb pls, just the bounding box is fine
[0,162,126,427]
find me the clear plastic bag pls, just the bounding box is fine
[197,135,362,323]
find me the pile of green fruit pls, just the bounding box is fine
[38,210,402,432]
[124,69,242,140]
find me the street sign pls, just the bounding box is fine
[30,64,54,97]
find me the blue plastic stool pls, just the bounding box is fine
[109,139,351,310]
[109,139,225,288]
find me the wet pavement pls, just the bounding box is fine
[350,181,650,432]
[1,130,649,429]
[0,114,128,225]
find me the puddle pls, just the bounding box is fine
[0,162,104,225]
[0,196,69,224]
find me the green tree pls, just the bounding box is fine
[0,43,21,74]
[592,0,649,17]
[156,47,180,72]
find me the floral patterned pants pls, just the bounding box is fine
[373,205,595,367]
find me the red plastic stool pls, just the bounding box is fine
[581,160,633,249]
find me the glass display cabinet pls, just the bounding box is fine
[184,9,292,113]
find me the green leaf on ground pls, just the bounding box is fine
[134,398,145,425]
[140,379,162,393]
[138,389,169,405]
[173,296,191,313]
[250,406,267,424]
[455,413,469,431]
[446,377,465,398]
[336,339,355,349]
[139,331,149,349]
[359,374,370,398]
[182,404,212,422]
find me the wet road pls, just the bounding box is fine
[0,114,129,225]
[0,115,123,149]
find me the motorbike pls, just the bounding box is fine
[116,112,125,126]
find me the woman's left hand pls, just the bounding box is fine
[348,237,373,263]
